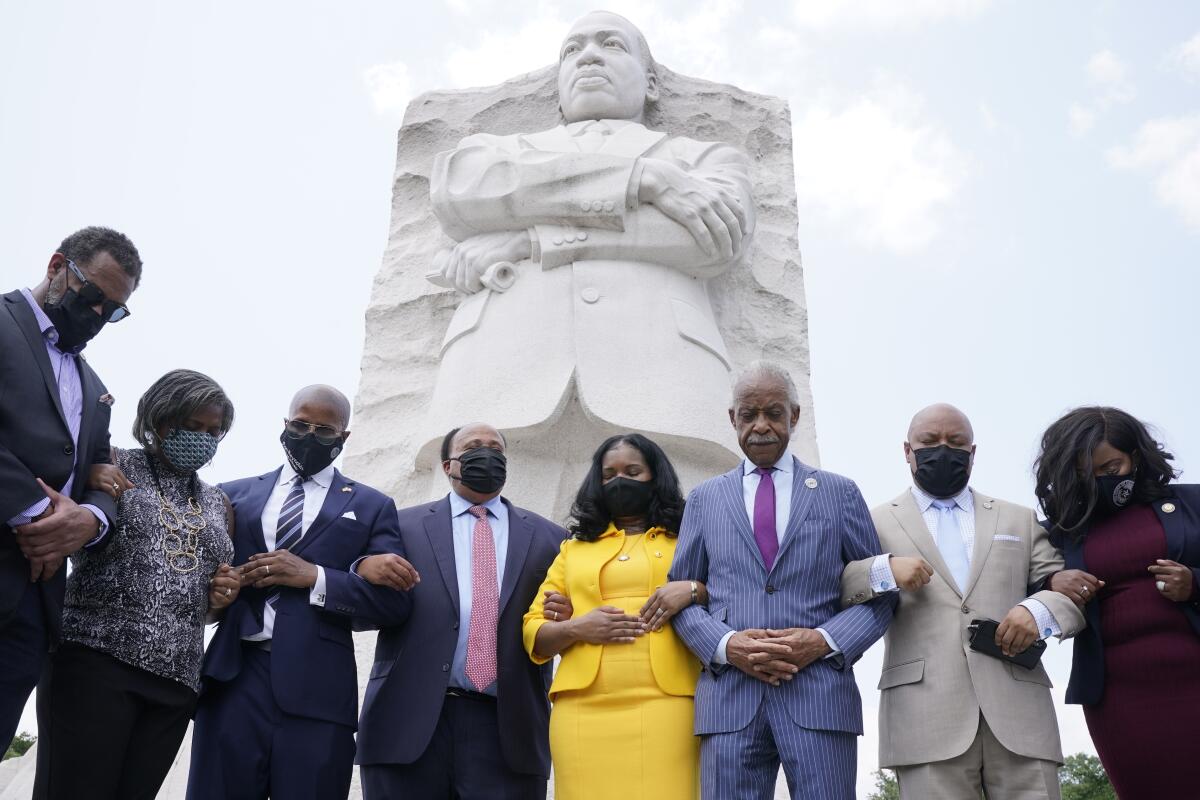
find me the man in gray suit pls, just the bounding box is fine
[669,362,894,800]
[842,403,1088,799]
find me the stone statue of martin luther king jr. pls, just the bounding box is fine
[423,10,756,513]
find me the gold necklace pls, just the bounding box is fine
[616,532,642,562]
[158,491,206,574]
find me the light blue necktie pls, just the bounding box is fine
[932,499,970,592]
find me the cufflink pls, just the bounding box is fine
[1043,628,1052,637]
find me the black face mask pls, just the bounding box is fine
[451,447,507,494]
[1094,473,1136,517]
[280,429,343,479]
[43,287,107,354]
[603,476,655,518]
[912,444,972,499]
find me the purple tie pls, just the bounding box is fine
[753,467,779,569]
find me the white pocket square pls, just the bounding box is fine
[993,534,1021,542]
[341,510,357,521]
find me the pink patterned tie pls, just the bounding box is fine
[465,505,499,691]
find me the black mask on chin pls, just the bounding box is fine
[450,447,507,495]
[603,476,656,519]
[912,444,972,498]
[43,286,106,354]
[280,430,343,479]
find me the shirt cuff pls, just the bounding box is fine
[8,496,51,528]
[626,157,645,211]
[80,504,109,547]
[713,630,736,666]
[527,228,541,264]
[309,566,327,606]
[815,627,842,659]
[870,553,900,593]
[1019,598,1061,640]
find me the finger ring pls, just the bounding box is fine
[112,482,120,493]
[225,587,231,596]
[265,565,270,575]
[1081,585,1088,594]
[552,611,559,621]
[1156,580,1167,591]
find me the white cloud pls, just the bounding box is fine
[1068,49,1135,137]
[792,84,968,252]
[792,0,992,31]
[1107,114,1200,230]
[1167,31,1200,81]
[444,13,570,89]
[363,59,413,117]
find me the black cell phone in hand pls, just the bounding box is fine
[967,618,1047,670]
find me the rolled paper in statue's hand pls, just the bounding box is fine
[425,252,517,293]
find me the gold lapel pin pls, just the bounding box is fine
[654,552,663,558]
[1162,502,1176,513]
[804,477,818,489]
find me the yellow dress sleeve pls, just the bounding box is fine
[522,539,570,664]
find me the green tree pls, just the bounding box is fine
[3,732,35,761]
[867,770,899,800]
[1060,753,1115,800]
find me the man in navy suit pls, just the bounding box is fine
[355,423,566,799]
[186,385,411,800]
[0,227,140,751]
[669,361,896,800]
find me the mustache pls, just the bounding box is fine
[572,65,609,82]
[746,436,780,446]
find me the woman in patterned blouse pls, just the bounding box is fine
[35,369,240,800]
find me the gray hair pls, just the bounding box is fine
[133,369,234,446]
[58,226,143,288]
[732,360,801,410]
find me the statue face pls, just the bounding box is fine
[558,13,657,124]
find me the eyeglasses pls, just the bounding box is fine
[283,418,343,445]
[67,260,131,323]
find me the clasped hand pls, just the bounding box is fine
[239,550,318,589]
[637,158,748,261]
[13,479,100,582]
[729,628,831,686]
[356,553,421,591]
[436,230,532,294]
[208,563,240,610]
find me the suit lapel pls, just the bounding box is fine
[424,497,460,619]
[290,470,354,559]
[1153,494,1187,561]
[499,499,533,614]
[963,492,998,599]
[73,359,98,486]
[718,467,765,570]
[772,458,818,570]
[521,127,575,153]
[242,469,281,556]
[5,292,69,431]
[890,491,961,597]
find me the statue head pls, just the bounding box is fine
[558,11,659,125]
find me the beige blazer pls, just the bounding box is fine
[842,489,1085,768]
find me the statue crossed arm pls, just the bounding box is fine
[429,129,756,292]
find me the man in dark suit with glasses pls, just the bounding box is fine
[0,226,141,752]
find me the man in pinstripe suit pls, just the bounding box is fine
[669,361,895,800]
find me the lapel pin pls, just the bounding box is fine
[982,501,993,510]
[98,393,114,406]
[342,486,353,493]
[1162,502,1176,513]
[804,477,818,489]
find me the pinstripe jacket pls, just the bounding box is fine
[669,458,896,735]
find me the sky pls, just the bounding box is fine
[2,0,1198,794]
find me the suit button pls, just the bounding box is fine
[765,585,776,594]
[580,288,600,304]
[442,663,450,672]
[63,444,74,456]
[452,622,459,630]
[961,605,970,614]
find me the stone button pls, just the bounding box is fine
[603,200,615,212]
[581,200,592,211]
[577,231,588,241]
[552,237,564,246]
[565,233,576,243]
[580,287,600,303]
[63,444,74,456]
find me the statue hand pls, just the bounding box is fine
[637,158,747,261]
[441,231,532,293]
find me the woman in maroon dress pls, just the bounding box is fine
[1035,407,1200,798]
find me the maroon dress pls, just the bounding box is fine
[1082,504,1200,797]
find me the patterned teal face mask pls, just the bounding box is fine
[159,429,219,473]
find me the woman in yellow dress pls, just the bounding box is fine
[523,433,706,800]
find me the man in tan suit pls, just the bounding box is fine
[842,404,1087,799]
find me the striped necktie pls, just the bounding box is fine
[264,475,307,616]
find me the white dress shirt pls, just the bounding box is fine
[447,488,509,694]
[869,485,1060,639]
[242,463,333,641]
[713,455,841,665]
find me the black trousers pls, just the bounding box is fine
[360,692,547,800]
[34,642,196,800]
[0,583,47,753]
